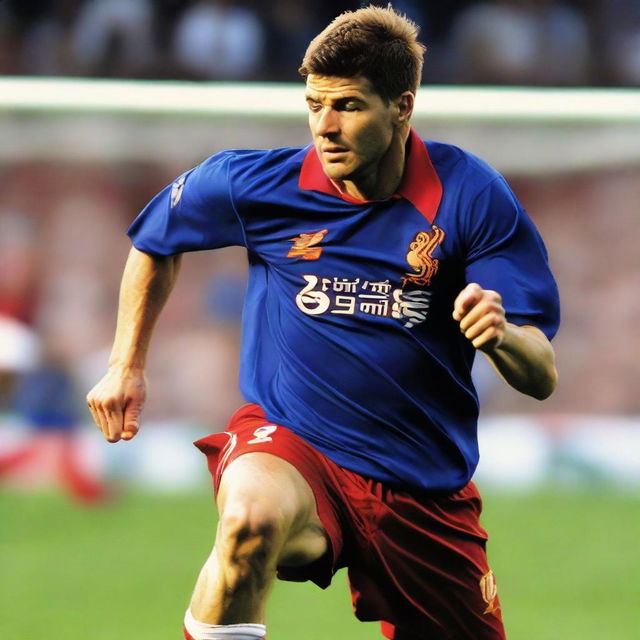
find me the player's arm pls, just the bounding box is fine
[86,246,182,442]
[453,283,558,400]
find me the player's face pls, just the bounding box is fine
[305,75,399,184]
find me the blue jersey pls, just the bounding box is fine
[128,130,560,493]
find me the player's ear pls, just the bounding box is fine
[392,92,414,126]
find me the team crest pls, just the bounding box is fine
[287,229,329,260]
[402,225,445,287]
[479,570,500,615]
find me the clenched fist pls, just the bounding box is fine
[453,283,506,352]
[86,367,146,443]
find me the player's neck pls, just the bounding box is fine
[339,126,410,202]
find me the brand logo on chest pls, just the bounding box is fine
[287,229,329,260]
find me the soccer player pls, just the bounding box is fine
[87,6,559,639]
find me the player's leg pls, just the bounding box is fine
[187,452,328,630]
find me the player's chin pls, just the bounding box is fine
[321,159,355,181]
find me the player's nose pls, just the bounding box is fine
[315,106,340,137]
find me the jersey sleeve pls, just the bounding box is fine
[127,151,246,255]
[464,177,560,340]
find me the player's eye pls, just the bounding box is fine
[306,100,322,113]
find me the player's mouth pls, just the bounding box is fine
[321,145,348,156]
[320,147,350,164]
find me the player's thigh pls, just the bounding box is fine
[216,452,327,564]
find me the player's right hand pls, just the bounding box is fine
[86,367,147,443]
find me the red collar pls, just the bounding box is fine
[298,128,442,224]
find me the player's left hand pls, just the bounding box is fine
[453,283,506,352]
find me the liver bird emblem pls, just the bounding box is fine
[402,225,445,287]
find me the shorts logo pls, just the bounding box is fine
[287,229,329,260]
[402,225,445,287]
[170,175,186,208]
[248,425,278,444]
[479,570,499,615]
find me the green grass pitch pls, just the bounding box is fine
[1,489,638,639]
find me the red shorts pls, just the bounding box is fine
[194,404,506,640]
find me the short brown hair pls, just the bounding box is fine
[299,4,425,102]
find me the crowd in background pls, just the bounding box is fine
[1,0,639,86]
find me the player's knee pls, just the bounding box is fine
[217,503,286,588]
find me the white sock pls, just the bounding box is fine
[184,608,266,640]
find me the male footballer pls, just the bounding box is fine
[87,6,559,639]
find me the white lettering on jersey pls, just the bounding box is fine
[295,275,330,315]
[294,275,431,328]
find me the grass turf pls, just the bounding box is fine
[1,489,638,639]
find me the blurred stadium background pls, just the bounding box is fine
[1,1,639,639]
